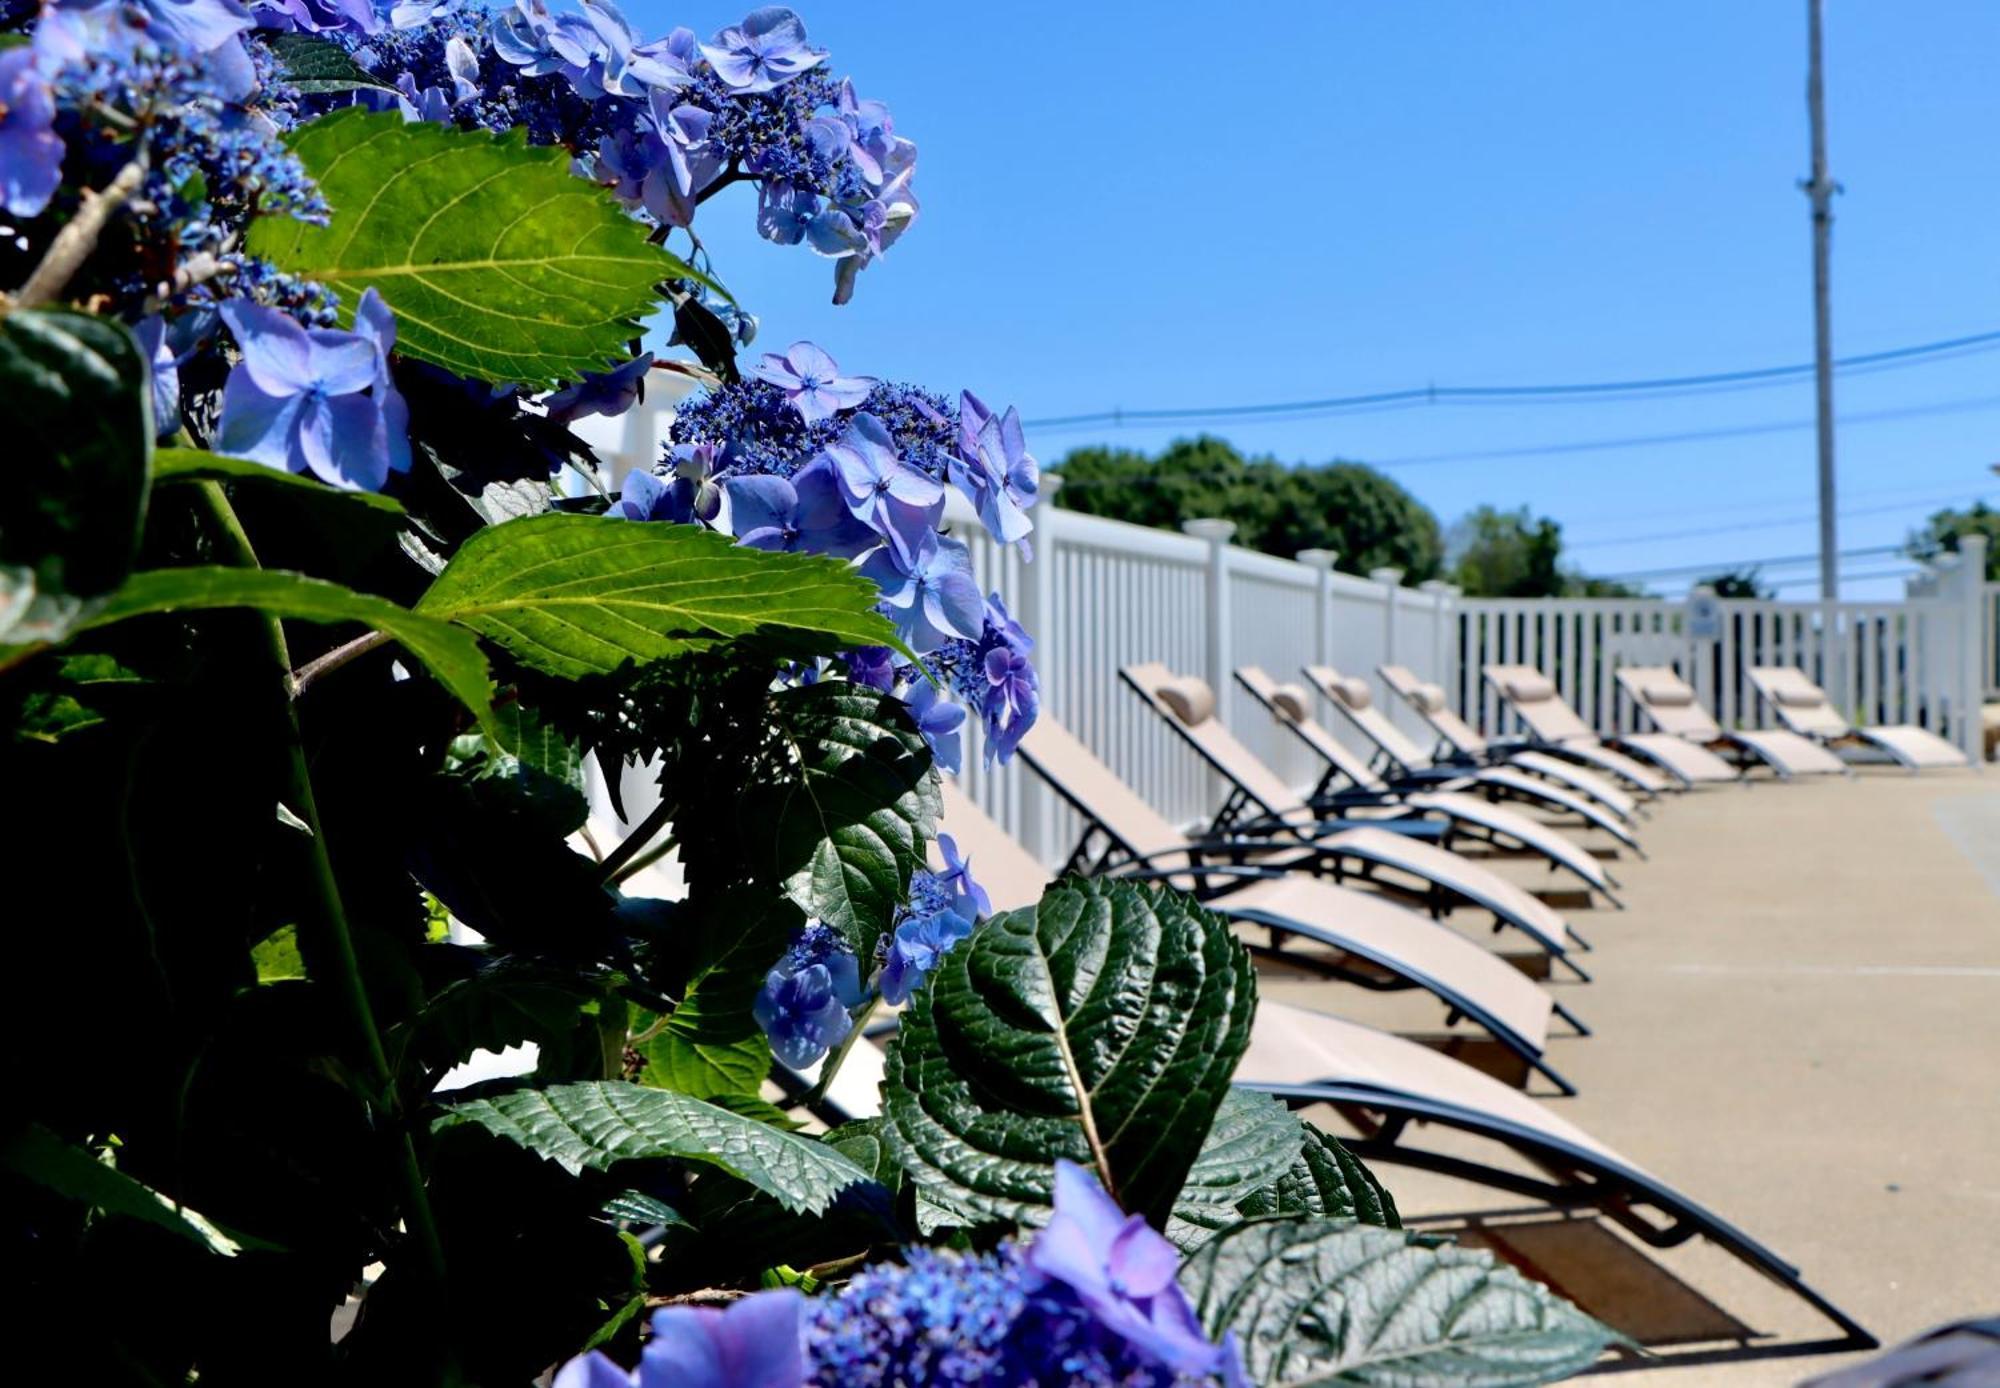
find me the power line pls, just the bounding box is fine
[1023,325,2000,432]
[1564,487,1991,552]
[1364,392,2000,469]
[1602,543,1906,583]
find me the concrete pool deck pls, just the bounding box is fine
[1258,765,2000,1384]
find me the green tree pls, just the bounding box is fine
[1446,505,1643,597]
[1697,568,1771,599]
[1907,501,2000,579]
[1052,437,1443,581]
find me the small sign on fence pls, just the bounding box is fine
[1687,590,1723,641]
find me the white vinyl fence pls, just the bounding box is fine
[587,400,1989,869]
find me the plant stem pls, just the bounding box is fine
[13,157,148,309]
[609,833,678,885]
[800,996,878,1111]
[596,796,676,883]
[290,628,393,699]
[192,481,452,1297]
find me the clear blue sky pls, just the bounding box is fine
[633,1,2000,596]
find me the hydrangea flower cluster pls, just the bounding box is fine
[317,1,915,304]
[658,340,1043,770]
[755,833,989,1065]
[554,1162,1243,1387]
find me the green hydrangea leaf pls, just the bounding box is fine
[437,1081,868,1214]
[415,514,908,680]
[1180,1216,1622,1386]
[247,108,718,386]
[883,877,1257,1230]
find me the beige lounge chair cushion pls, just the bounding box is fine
[1329,675,1373,710]
[1410,682,1448,713]
[1269,683,1312,723]
[1770,685,1825,709]
[1641,682,1695,707]
[1157,676,1217,726]
[1501,672,1557,703]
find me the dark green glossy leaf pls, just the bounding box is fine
[749,682,938,961]
[263,31,396,93]
[154,447,406,514]
[1238,1126,1400,1229]
[1166,1088,1326,1249]
[402,962,601,1076]
[1180,1217,1619,1386]
[437,1081,868,1214]
[247,108,715,385]
[73,565,494,729]
[600,1190,692,1228]
[883,877,1257,1230]
[2,1124,239,1255]
[415,514,907,680]
[0,307,151,598]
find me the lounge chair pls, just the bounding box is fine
[796,984,1873,1356]
[1367,664,1643,821]
[1748,666,1970,772]
[1029,677,1587,977]
[1615,665,1849,779]
[1241,1000,1876,1355]
[940,783,1585,1094]
[1485,663,1742,789]
[1299,665,1644,849]
[1232,665,1631,899]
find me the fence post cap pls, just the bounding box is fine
[1369,566,1406,587]
[1181,518,1237,543]
[1417,578,1453,594]
[1295,548,1339,569]
[1039,474,1067,500]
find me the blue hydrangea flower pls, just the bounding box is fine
[827,413,942,563]
[749,341,874,426]
[215,295,406,491]
[902,678,965,775]
[955,390,1038,549]
[257,0,384,38]
[699,6,823,93]
[844,646,896,691]
[878,904,973,1006]
[724,459,876,557]
[0,48,63,219]
[1028,1161,1241,1383]
[860,532,982,655]
[755,925,866,1069]
[978,594,1038,764]
[932,833,991,919]
[544,351,652,425]
[134,315,182,439]
[555,1292,806,1388]
[351,288,412,477]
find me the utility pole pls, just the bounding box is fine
[1806,0,1839,599]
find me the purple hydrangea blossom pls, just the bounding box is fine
[699,6,823,93]
[955,390,1038,549]
[1029,1161,1243,1383]
[754,924,866,1069]
[0,48,64,219]
[256,0,384,38]
[543,351,652,425]
[614,443,721,523]
[134,315,181,439]
[826,413,942,563]
[724,459,876,557]
[978,594,1038,764]
[878,903,972,1006]
[749,341,874,425]
[932,833,991,920]
[215,294,408,491]
[556,1293,807,1388]
[861,532,982,655]
[902,679,965,775]
[351,288,412,477]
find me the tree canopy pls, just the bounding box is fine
[1907,501,2000,580]
[1444,505,1645,598]
[1052,437,1445,581]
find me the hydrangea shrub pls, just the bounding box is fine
[0,1,1613,1382]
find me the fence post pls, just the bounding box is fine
[1182,519,1237,702]
[1296,549,1339,668]
[1418,579,1453,682]
[1369,567,1404,695]
[1957,534,1988,762]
